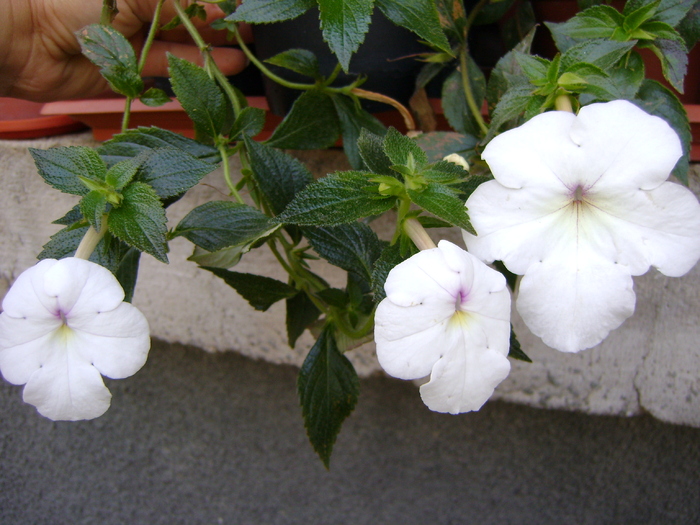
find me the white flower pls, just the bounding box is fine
[464,100,700,353]
[0,258,150,421]
[443,153,470,171]
[374,240,511,414]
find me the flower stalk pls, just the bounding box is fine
[74,218,109,260]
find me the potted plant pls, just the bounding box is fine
[4,0,700,468]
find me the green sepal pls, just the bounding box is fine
[203,268,299,311]
[298,324,360,468]
[173,201,279,252]
[108,182,169,262]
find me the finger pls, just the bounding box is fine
[140,42,249,78]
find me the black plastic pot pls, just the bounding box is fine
[252,8,432,115]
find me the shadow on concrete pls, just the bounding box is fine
[1,339,699,524]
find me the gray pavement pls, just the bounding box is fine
[1,339,699,524]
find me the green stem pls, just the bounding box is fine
[232,25,318,91]
[137,0,166,74]
[121,99,133,133]
[100,0,118,25]
[459,48,489,137]
[218,144,244,203]
[333,308,376,340]
[555,94,574,113]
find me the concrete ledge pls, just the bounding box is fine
[2,133,700,427]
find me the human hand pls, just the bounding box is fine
[0,0,251,102]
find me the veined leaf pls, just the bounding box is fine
[30,146,106,196]
[331,94,386,169]
[376,0,450,53]
[173,201,279,252]
[408,182,475,233]
[204,268,299,311]
[383,127,427,169]
[265,48,321,79]
[276,171,395,225]
[226,0,315,23]
[108,182,169,262]
[244,136,314,216]
[298,325,360,468]
[265,90,341,149]
[318,0,374,71]
[287,292,322,347]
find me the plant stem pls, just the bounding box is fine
[351,88,416,131]
[459,48,489,137]
[100,0,118,25]
[138,0,166,74]
[75,219,109,260]
[121,99,133,133]
[218,144,244,203]
[403,217,437,250]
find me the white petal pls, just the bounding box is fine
[481,110,577,190]
[71,303,150,379]
[587,181,700,277]
[516,235,636,353]
[420,320,511,414]
[1,259,61,319]
[464,182,575,274]
[571,100,682,192]
[0,317,58,384]
[44,258,124,317]
[21,334,112,421]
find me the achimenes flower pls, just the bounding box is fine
[374,240,511,414]
[464,100,700,353]
[0,258,150,421]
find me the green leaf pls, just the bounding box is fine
[677,0,700,48]
[115,247,141,303]
[30,146,106,196]
[604,49,646,100]
[298,325,360,468]
[413,131,478,163]
[441,59,487,137]
[52,205,84,226]
[501,0,537,50]
[188,245,246,269]
[265,48,321,78]
[203,268,298,311]
[277,171,395,225]
[168,54,227,143]
[633,79,691,184]
[303,223,386,282]
[79,191,108,231]
[508,326,532,363]
[383,127,427,169]
[486,84,534,140]
[547,6,624,50]
[243,136,314,216]
[139,87,171,107]
[486,26,537,109]
[99,127,220,166]
[105,157,139,190]
[514,53,550,83]
[38,225,87,261]
[265,90,341,149]
[173,201,279,252]
[318,0,374,71]
[230,107,266,140]
[422,159,468,183]
[623,0,662,32]
[133,147,217,200]
[108,182,168,262]
[560,40,636,70]
[331,94,386,169]
[650,38,689,92]
[370,242,406,301]
[375,0,451,53]
[287,292,322,347]
[357,129,394,176]
[474,0,517,25]
[75,24,144,98]
[408,182,475,233]
[226,0,315,23]
[650,0,696,26]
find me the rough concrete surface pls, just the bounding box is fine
[2,133,700,427]
[1,340,699,525]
